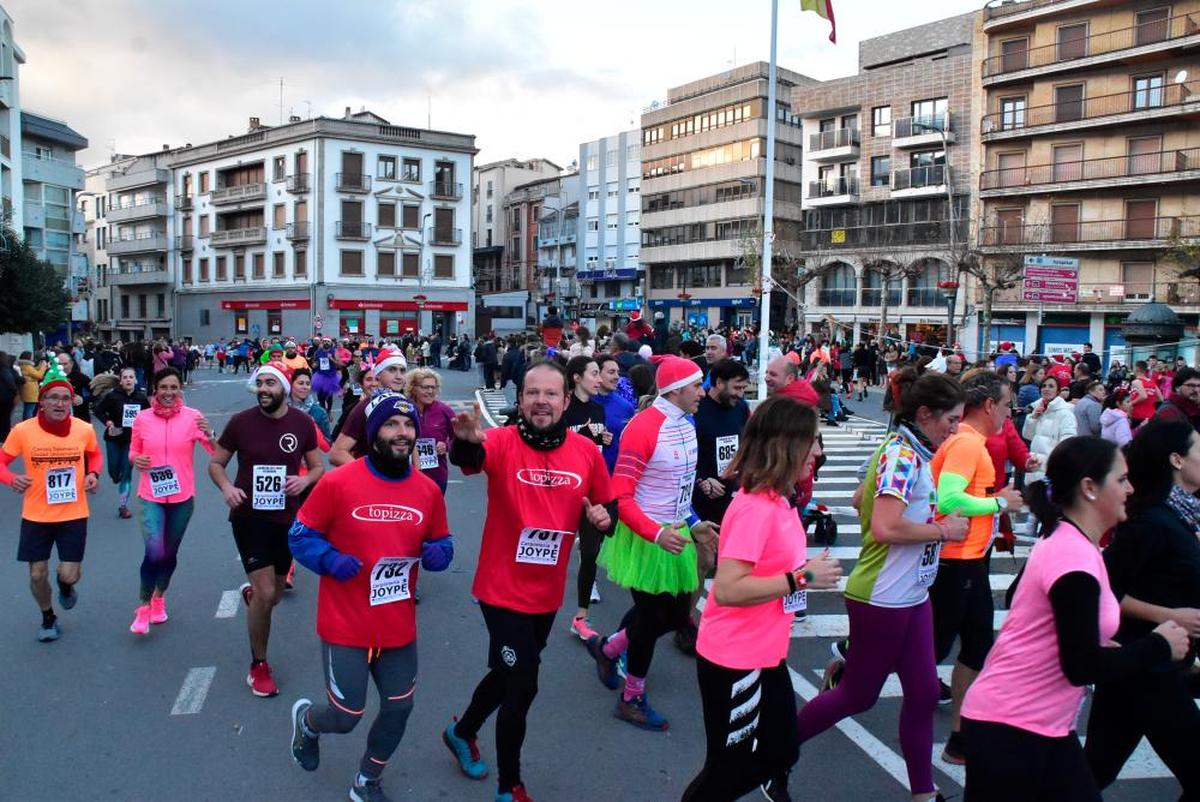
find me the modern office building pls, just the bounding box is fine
[575,130,642,330]
[641,62,814,328]
[0,6,23,234]
[792,13,977,347]
[535,193,578,321]
[977,0,1200,362]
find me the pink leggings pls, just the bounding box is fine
[796,598,939,794]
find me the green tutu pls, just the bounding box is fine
[598,520,699,595]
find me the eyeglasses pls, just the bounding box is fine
[417,384,438,391]
[42,395,72,405]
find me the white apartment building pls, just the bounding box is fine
[577,130,641,330]
[0,6,23,234]
[157,109,476,341]
[534,175,579,321]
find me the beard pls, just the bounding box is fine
[257,391,285,413]
[371,434,415,472]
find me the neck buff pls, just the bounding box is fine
[896,418,936,455]
[515,411,567,451]
[1166,483,1200,534]
[36,410,72,437]
[152,394,184,419]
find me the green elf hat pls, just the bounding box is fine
[259,343,285,365]
[39,360,73,398]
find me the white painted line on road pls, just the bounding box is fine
[215,590,240,618]
[474,389,500,429]
[788,611,1010,639]
[171,666,217,716]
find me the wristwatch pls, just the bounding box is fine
[994,495,1009,512]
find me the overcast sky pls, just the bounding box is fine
[9,0,983,171]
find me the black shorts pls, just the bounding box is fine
[930,557,994,671]
[231,518,293,575]
[479,601,555,672]
[18,518,88,563]
[840,367,853,383]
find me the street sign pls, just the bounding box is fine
[1023,255,1079,269]
[251,324,261,335]
[1022,254,1078,303]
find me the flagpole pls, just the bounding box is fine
[757,0,778,401]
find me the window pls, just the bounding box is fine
[199,257,209,281]
[1000,37,1029,72]
[996,208,1024,245]
[402,253,419,277]
[273,156,286,181]
[870,156,891,187]
[606,215,618,231]
[587,187,599,201]
[587,220,599,231]
[273,204,285,229]
[1136,7,1170,46]
[586,154,598,171]
[1052,144,1083,182]
[1125,199,1159,239]
[252,253,265,279]
[294,250,307,277]
[199,172,209,194]
[998,152,1026,188]
[1056,23,1088,61]
[606,150,616,169]
[340,250,364,276]
[486,180,493,198]
[217,255,228,280]
[401,204,420,229]
[607,183,618,198]
[910,97,948,130]
[485,205,493,223]
[818,117,836,133]
[378,155,397,180]
[1128,135,1163,176]
[378,202,396,228]
[199,216,210,238]
[138,294,147,318]
[1133,74,1165,110]
[272,251,285,278]
[199,308,209,327]
[235,314,248,335]
[626,144,637,163]
[120,294,130,318]
[1122,261,1154,299]
[434,254,454,278]
[266,310,282,335]
[183,259,193,284]
[819,263,856,306]
[401,158,420,182]
[156,294,165,317]
[1050,203,1080,243]
[1055,84,1085,122]
[1000,96,1027,130]
[235,254,247,280]
[378,251,396,276]
[650,268,673,289]
[841,114,858,131]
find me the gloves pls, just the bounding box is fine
[421,535,454,572]
[324,551,362,581]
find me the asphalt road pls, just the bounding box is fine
[0,364,1182,801]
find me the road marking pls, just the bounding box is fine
[473,389,501,429]
[171,666,217,715]
[810,665,955,698]
[215,590,240,618]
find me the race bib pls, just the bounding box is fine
[415,438,439,471]
[318,358,330,372]
[351,385,363,397]
[675,476,695,520]
[715,434,739,476]
[783,589,807,614]
[916,542,940,587]
[148,465,181,499]
[370,557,418,606]
[45,467,77,505]
[122,404,141,428]
[515,528,571,565]
[251,464,286,510]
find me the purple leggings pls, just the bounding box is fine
[796,598,939,794]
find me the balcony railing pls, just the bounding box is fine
[209,182,267,204]
[427,227,463,246]
[984,0,1067,22]
[287,173,310,193]
[809,176,859,198]
[336,221,372,240]
[208,226,267,247]
[336,173,371,193]
[982,83,1200,135]
[808,128,859,152]
[980,215,1200,247]
[108,196,169,222]
[983,12,1200,78]
[175,194,193,211]
[893,113,953,139]
[286,221,310,240]
[981,147,1200,191]
[801,220,963,251]
[108,232,169,255]
[429,181,463,200]
[892,164,946,191]
[861,288,903,307]
[176,235,194,251]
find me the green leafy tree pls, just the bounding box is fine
[0,226,70,338]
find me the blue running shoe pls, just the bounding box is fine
[614,694,669,731]
[586,635,620,690]
[37,621,60,642]
[442,719,488,780]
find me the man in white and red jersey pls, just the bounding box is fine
[441,361,616,802]
[287,391,452,802]
[588,356,718,731]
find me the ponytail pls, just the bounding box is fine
[1022,436,1120,537]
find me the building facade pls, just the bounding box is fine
[641,62,813,329]
[977,0,1200,364]
[536,196,578,321]
[0,7,22,234]
[792,13,977,347]
[576,130,642,330]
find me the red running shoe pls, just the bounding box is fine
[247,660,279,697]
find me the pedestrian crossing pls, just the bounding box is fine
[474,388,510,427]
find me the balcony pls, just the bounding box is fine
[336,173,371,193]
[801,220,962,252]
[983,0,1100,29]
[979,214,1200,252]
[816,288,857,306]
[427,227,462,246]
[208,226,267,247]
[286,221,310,240]
[176,194,193,211]
[981,147,1200,196]
[108,232,169,255]
[336,221,372,240]
[23,201,44,228]
[807,128,860,162]
[429,181,463,200]
[108,167,170,192]
[891,164,948,198]
[0,134,9,159]
[807,176,859,207]
[108,262,170,286]
[983,12,1200,85]
[23,153,85,190]
[892,113,956,148]
[287,173,310,193]
[209,182,267,205]
[72,210,85,235]
[982,83,1200,141]
[176,235,194,252]
[107,196,169,222]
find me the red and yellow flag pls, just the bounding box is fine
[800,0,837,43]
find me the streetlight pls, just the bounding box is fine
[910,115,957,348]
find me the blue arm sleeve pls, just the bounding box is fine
[420,535,454,572]
[288,520,336,575]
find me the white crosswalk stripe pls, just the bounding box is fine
[474,388,509,427]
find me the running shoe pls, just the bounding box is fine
[495,785,534,802]
[760,774,793,802]
[442,719,488,780]
[831,639,849,661]
[247,661,279,697]
[569,615,598,642]
[37,621,60,642]
[820,657,844,693]
[118,505,132,519]
[938,679,952,706]
[149,596,168,625]
[586,635,621,690]
[240,582,253,607]
[290,698,320,771]
[58,585,78,610]
[590,582,601,604]
[130,605,151,635]
[616,650,628,681]
[941,730,966,765]
[673,621,698,656]
[349,775,391,802]
[614,694,668,731]
[285,562,295,591]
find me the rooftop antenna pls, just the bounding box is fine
[278,76,285,125]
[304,100,312,119]
[428,94,432,129]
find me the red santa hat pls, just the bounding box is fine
[1053,353,1066,363]
[1071,351,1082,361]
[999,341,1013,351]
[372,346,408,377]
[652,355,703,395]
[628,310,643,322]
[253,362,292,394]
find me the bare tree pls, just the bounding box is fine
[736,223,832,335]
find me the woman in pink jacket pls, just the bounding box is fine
[127,367,217,634]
